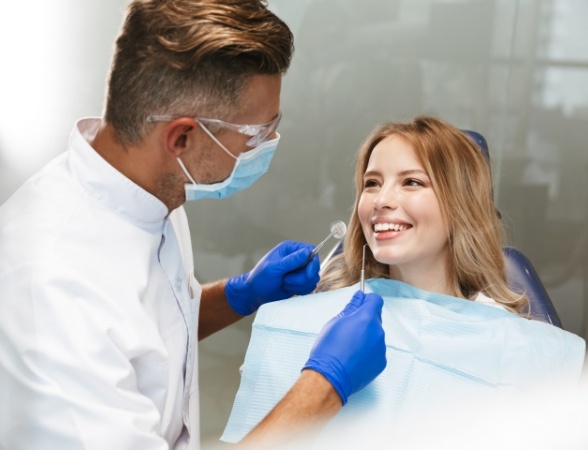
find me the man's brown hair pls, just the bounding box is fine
[104,0,294,144]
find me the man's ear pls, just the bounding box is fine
[163,118,199,158]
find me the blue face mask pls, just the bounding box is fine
[177,128,280,201]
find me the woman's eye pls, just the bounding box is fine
[363,179,379,189]
[404,178,424,187]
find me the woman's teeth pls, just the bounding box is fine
[374,223,410,232]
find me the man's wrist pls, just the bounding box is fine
[299,368,344,409]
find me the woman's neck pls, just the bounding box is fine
[388,262,461,298]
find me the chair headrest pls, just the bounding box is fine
[462,129,490,161]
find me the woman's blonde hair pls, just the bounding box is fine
[317,116,528,315]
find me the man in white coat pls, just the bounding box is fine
[0,1,386,449]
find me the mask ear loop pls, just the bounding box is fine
[177,121,239,185]
[177,158,198,184]
[196,121,238,160]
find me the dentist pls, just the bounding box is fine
[0,1,385,449]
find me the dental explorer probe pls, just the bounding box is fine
[302,220,347,266]
[360,244,367,291]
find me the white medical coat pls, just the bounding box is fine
[0,119,201,449]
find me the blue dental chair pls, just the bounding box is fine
[463,130,562,328]
[322,130,563,329]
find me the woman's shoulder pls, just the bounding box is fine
[472,292,507,310]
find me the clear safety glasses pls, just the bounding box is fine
[146,111,282,147]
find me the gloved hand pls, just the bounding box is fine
[225,240,320,316]
[302,291,387,405]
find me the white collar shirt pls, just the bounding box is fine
[0,118,201,449]
[473,292,507,310]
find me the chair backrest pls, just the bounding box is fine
[320,130,563,328]
[462,130,562,328]
[503,247,561,326]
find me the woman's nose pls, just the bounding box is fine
[373,184,398,210]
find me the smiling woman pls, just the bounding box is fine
[358,134,449,294]
[221,115,584,445]
[316,115,528,315]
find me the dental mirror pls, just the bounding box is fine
[303,220,347,266]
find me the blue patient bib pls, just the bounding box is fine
[222,279,585,443]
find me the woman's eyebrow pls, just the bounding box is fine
[363,168,428,178]
[364,168,427,176]
[363,169,380,178]
[398,169,428,176]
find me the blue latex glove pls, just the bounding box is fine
[225,240,320,316]
[302,291,387,405]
